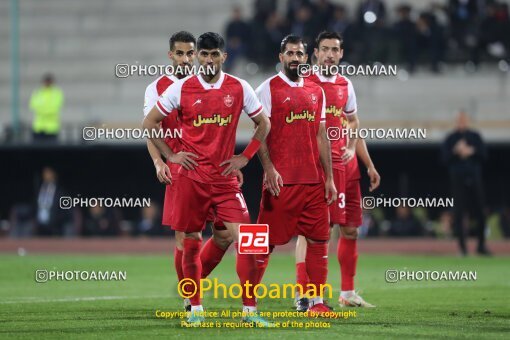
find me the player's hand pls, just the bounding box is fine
[154,158,172,185]
[234,170,244,187]
[340,146,355,165]
[264,166,284,196]
[367,166,380,192]
[220,154,249,176]
[169,151,199,170]
[324,177,337,205]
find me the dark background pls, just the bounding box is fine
[2,143,509,222]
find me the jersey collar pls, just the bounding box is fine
[278,71,304,87]
[197,71,226,90]
[314,72,337,83]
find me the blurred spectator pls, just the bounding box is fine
[388,206,426,237]
[393,4,418,72]
[447,0,480,53]
[357,0,387,28]
[9,204,34,238]
[225,6,252,71]
[254,0,277,23]
[416,11,446,72]
[35,167,70,236]
[359,210,380,237]
[83,206,121,237]
[134,203,169,236]
[442,110,490,255]
[257,11,286,67]
[289,4,317,53]
[30,73,64,143]
[329,5,351,34]
[476,1,509,62]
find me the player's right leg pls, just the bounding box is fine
[213,184,274,327]
[163,182,191,311]
[172,175,212,325]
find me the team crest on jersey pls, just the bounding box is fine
[310,93,318,105]
[224,94,234,108]
[338,89,344,100]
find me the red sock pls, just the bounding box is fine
[255,253,270,284]
[296,262,309,295]
[296,262,310,296]
[338,237,357,291]
[200,238,228,279]
[174,247,184,282]
[305,242,328,297]
[235,244,257,307]
[182,238,202,306]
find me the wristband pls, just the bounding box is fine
[241,138,261,160]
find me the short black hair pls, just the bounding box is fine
[197,32,225,51]
[280,34,307,53]
[169,31,196,51]
[315,31,343,49]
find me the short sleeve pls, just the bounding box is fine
[319,89,326,122]
[241,79,263,118]
[255,79,272,117]
[156,80,183,116]
[143,82,158,117]
[344,79,357,116]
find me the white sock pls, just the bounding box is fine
[243,305,257,315]
[309,297,323,306]
[191,305,203,314]
[341,290,355,299]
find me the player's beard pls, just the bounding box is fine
[284,62,300,81]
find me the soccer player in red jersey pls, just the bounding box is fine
[143,31,238,312]
[254,35,337,316]
[143,32,271,325]
[295,31,381,310]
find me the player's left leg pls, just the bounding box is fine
[297,183,332,317]
[200,219,232,279]
[213,184,274,327]
[294,235,309,311]
[338,179,375,308]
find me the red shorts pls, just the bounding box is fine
[257,183,329,245]
[171,175,250,232]
[344,179,362,227]
[162,177,227,231]
[329,168,346,225]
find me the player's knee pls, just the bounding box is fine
[175,231,185,249]
[341,227,358,239]
[184,232,202,240]
[213,231,233,249]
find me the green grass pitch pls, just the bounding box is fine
[0,252,509,339]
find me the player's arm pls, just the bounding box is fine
[253,79,283,196]
[317,89,337,205]
[220,80,271,176]
[143,84,171,184]
[341,79,359,165]
[356,138,380,192]
[142,83,198,170]
[147,138,172,184]
[220,109,271,176]
[317,121,337,205]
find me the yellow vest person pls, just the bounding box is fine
[30,74,64,141]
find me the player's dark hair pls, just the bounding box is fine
[169,31,196,51]
[280,34,307,53]
[197,32,225,51]
[315,31,343,49]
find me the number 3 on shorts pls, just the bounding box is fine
[338,192,345,209]
[236,193,247,209]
